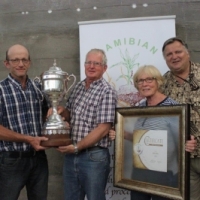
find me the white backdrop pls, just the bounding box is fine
[78,16,176,200]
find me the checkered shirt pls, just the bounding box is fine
[66,78,117,147]
[0,74,47,152]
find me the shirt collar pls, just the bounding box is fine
[82,77,104,89]
[8,73,31,89]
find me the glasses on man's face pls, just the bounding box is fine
[84,61,103,67]
[8,59,30,65]
[136,77,156,85]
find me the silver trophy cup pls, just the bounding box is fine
[34,60,76,147]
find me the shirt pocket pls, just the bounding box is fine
[78,101,98,125]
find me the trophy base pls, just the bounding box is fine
[41,133,72,147]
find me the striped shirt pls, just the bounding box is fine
[66,78,117,147]
[139,96,178,106]
[0,74,47,152]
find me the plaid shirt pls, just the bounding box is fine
[0,74,47,152]
[66,78,117,148]
[162,62,200,157]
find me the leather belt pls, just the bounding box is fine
[81,146,107,153]
[0,150,45,158]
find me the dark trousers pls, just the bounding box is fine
[0,151,49,200]
[131,169,178,200]
[131,190,169,200]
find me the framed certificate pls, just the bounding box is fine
[114,105,190,200]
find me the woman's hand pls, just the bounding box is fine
[109,129,116,140]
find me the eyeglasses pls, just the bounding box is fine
[136,77,156,85]
[84,61,103,67]
[162,37,188,52]
[8,59,30,65]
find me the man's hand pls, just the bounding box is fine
[47,106,67,120]
[57,144,75,154]
[47,107,53,118]
[27,136,48,151]
[185,135,197,152]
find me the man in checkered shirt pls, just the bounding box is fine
[57,49,117,200]
[0,44,49,200]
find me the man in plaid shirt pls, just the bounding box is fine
[57,49,117,200]
[0,44,49,200]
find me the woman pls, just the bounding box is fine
[133,65,176,106]
[111,65,178,200]
[132,65,179,200]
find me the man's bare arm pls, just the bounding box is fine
[76,123,111,150]
[57,123,111,154]
[0,125,48,151]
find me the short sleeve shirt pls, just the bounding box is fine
[0,74,47,152]
[161,62,200,157]
[66,78,117,148]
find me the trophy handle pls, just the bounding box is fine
[33,76,41,83]
[32,76,44,101]
[65,74,76,94]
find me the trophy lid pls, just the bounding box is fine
[43,60,68,78]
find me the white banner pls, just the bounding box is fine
[78,16,176,200]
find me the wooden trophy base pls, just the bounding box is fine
[41,134,72,147]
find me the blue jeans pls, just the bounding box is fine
[0,151,48,200]
[63,147,110,200]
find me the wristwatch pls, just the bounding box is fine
[74,144,79,154]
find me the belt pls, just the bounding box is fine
[81,146,107,153]
[0,150,45,158]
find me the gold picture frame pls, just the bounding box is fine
[114,105,190,200]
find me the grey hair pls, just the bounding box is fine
[162,37,189,58]
[85,49,107,65]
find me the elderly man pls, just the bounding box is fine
[162,37,199,200]
[0,44,49,200]
[56,49,117,200]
